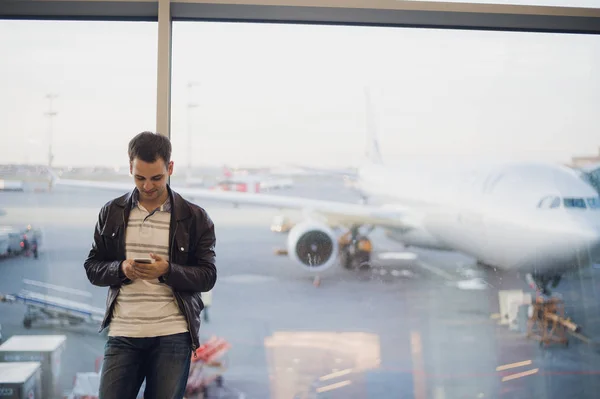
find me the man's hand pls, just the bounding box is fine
[133,253,170,280]
[121,259,140,281]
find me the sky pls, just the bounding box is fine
[0,18,599,169]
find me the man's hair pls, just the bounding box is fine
[128,131,172,165]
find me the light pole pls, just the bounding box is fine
[186,82,199,184]
[45,94,58,169]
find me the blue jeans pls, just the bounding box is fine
[99,332,192,399]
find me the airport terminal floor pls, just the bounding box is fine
[3,10,600,399]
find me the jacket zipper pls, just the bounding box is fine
[171,222,198,358]
[98,210,127,333]
[99,209,127,333]
[101,204,198,358]
[174,292,198,359]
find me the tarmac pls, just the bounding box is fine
[1,177,600,398]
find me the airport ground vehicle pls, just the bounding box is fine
[338,226,372,270]
[0,225,42,259]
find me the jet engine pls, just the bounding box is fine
[286,220,339,272]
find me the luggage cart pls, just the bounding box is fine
[0,279,105,333]
[185,336,232,398]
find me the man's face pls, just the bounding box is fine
[130,157,173,203]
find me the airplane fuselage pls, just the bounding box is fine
[356,160,600,278]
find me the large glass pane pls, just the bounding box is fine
[424,0,600,8]
[0,20,157,398]
[169,22,600,398]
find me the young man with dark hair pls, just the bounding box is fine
[84,131,217,399]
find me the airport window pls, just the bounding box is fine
[587,197,600,209]
[0,20,157,397]
[538,196,551,208]
[538,195,561,209]
[564,197,587,209]
[1,14,600,399]
[169,21,600,399]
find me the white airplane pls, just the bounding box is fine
[51,98,600,295]
[54,147,600,295]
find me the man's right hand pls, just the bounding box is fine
[121,259,140,281]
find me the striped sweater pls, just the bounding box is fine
[108,195,189,338]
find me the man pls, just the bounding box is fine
[84,131,217,399]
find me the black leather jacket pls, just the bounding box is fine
[84,185,217,353]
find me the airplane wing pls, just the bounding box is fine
[55,178,413,229]
[282,164,358,179]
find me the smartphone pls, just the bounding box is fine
[134,258,154,264]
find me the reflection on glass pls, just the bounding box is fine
[0,14,599,399]
[264,332,380,398]
[170,21,600,399]
[0,20,156,398]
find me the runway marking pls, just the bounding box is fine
[455,278,489,290]
[416,260,456,281]
[496,360,532,372]
[410,331,427,399]
[319,368,353,381]
[316,380,351,393]
[441,318,496,326]
[501,368,539,382]
[378,252,418,260]
[218,274,277,284]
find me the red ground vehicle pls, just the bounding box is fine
[0,225,42,259]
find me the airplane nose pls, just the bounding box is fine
[541,215,600,270]
[572,221,600,263]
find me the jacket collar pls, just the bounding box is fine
[115,185,191,221]
[130,189,172,213]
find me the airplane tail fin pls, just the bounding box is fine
[364,88,384,165]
